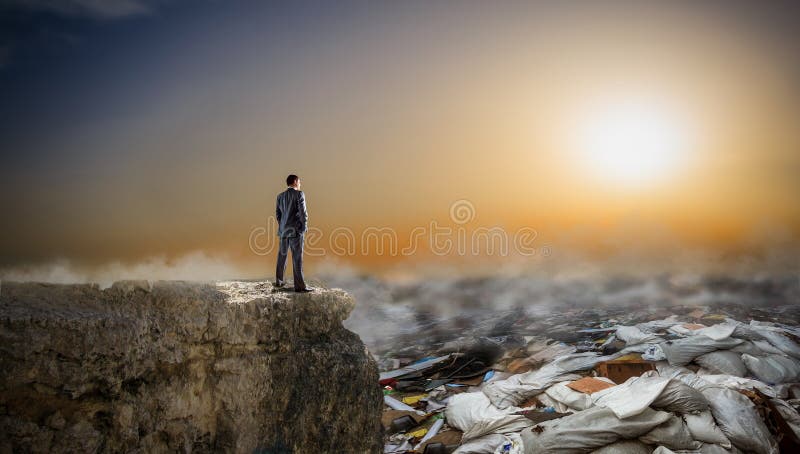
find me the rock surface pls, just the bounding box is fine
[0,280,382,453]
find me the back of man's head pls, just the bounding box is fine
[286,174,299,186]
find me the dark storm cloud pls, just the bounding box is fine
[0,0,168,70]
[1,0,157,19]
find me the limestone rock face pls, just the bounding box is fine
[0,280,382,453]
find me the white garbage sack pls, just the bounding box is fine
[445,392,533,441]
[653,363,713,391]
[741,353,800,384]
[615,325,658,345]
[544,382,594,411]
[730,340,772,356]
[591,375,671,419]
[639,414,702,450]
[520,406,671,453]
[462,415,534,441]
[694,351,747,377]
[752,339,791,356]
[454,433,509,454]
[683,411,732,448]
[701,386,779,454]
[750,324,800,359]
[694,323,737,341]
[482,362,582,409]
[727,319,767,341]
[659,335,742,366]
[650,378,709,414]
[447,392,518,429]
[590,440,652,454]
[654,362,693,378]
[698,374,778,397]
[669,323,706,337]
[454,432,524,454]
[536,393,570,413]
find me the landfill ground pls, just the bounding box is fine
[326,274,800,454]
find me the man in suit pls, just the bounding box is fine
[274,174,313,292]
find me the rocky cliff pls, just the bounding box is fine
[0,280,383,453]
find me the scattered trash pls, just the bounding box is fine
[402,394,428,405]
[414,418,444,450]
[384,395,426,415]
[390,415,420,434]
[377,307,800,453]
[380,355,453,381]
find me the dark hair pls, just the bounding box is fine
[286,174,299,186]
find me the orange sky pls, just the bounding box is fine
[1,1,799,278]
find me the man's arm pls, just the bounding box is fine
[297,191,308,232]
[276,194,282,224]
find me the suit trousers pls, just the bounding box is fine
[275,234,306,290]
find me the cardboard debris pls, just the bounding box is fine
[596,358,656,384]
[567,376,615,394]
[507,357,536,374]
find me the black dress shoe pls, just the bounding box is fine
[295,287,314,293]
[273,281,285,288]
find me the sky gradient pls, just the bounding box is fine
[1,1,799,279]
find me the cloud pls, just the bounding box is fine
[4,0,157,19]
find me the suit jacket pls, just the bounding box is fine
[276,187,308,237]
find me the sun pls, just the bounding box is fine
[574,99,692,186]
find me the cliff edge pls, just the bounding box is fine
[0,280,383,453]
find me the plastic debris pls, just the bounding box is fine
[384,395,426,415]
[414,418,445,450]
[402,394,427,405]
[380,355,453,381]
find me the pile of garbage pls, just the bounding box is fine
[378,307,800,453]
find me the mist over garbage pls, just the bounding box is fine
[327,273,800,355]
[322,272,800,453]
